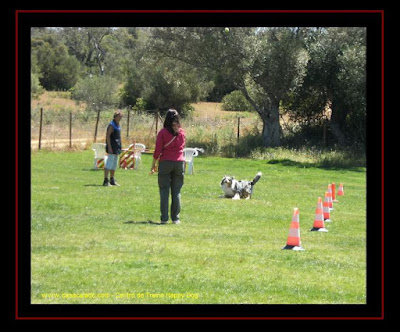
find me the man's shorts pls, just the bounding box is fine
[105,154,119,171]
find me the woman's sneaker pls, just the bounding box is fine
[103,179,111,186]
[172,220,180,225]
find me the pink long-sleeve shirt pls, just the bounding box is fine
[153,127,185,162]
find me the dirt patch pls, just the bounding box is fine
[31,138,89,150]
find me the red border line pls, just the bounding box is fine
[15,9,384,321]
[15,316,384,320]
[15,9,19,321]
[16,9,384,14]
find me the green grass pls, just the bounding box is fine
[31,150,366,304]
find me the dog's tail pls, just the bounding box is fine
[251,172,262,186]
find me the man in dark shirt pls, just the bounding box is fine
[103,111,123,186]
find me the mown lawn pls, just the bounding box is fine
[31,150,366,304]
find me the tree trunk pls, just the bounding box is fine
[241,88,281,147]
[330,101,347,145]
[260,103,281,147]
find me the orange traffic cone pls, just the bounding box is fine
[323,192,332,222]
[282,208,305,251]
[331,183,339,203]
[311,197,329,232]
[327,184,334,210]
[337,183,344,196]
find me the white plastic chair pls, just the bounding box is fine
[183,148,199,174]
[92,143,107,170]
[127,143,146,170]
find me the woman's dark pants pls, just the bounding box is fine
[158,161,185,223]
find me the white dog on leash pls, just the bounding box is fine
[220,172,262,200]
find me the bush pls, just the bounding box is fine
[221,90,254,112]
[31,73,44,99]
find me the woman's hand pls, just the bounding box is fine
[150,157,158,174]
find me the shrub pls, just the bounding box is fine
[31,73,44,99]
[221,90,254,112]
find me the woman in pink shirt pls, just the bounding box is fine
[151,109,185,224]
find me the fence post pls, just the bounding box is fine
[126,109,130,138]
[235,116,241,158]
[38,108,43,150]
[237,116,240,143]
[94,109,100,143]
[69,112,72,148]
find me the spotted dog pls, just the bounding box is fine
[220,172,262,200]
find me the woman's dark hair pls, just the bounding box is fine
[164,109,181,136]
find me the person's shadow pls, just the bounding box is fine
[124,220,164,225]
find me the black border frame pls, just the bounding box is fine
[10,9,384,321]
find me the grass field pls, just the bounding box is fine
[31,150,366,304]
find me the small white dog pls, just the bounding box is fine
[220,172,262,200]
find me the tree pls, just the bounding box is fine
[71,74,119,141]
[31,33,81,90]
[140,58,213,116]
[71,75,119,111]
[206,72,236,102]
[121,29,214,116]
[246,28,309,146]
[31,48,44,99]
[61,27,114,76]
[31,73,44,99]
[150,27,308,147]
[328,28,366,145]
[120,66,144,108]
[119,29,149,109]
[283,27,366,145]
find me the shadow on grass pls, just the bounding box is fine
[266,158,365,172]
[124,220,164,225]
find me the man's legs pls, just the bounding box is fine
[103,168,110,186]
[104,155,118,186]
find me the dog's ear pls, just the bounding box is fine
[220,176,226,186]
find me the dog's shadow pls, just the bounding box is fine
[124,220,163,225]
